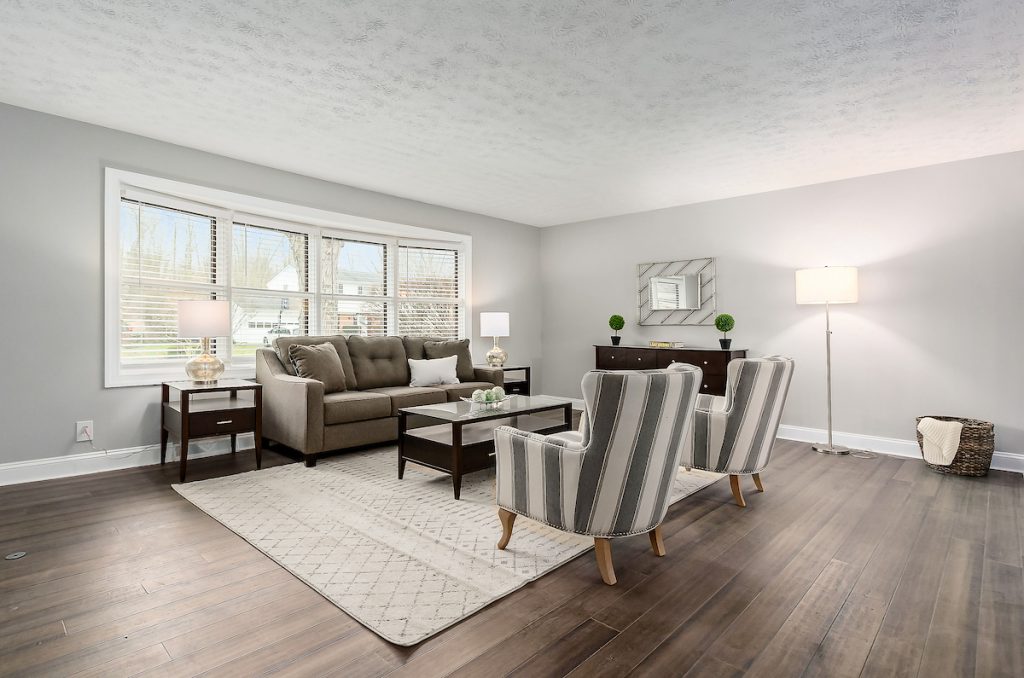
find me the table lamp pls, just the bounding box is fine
[795,266,861,456]
[178,299,230,383]
[480,312,510,367]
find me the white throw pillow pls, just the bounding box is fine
[408,355,460,387]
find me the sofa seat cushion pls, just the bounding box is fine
[435,381,499,402]
[323,391,392,425]
[364,386,447,415]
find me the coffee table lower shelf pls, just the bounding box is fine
[398,409,572,500]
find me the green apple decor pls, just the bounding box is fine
[715,313,735,349]
[609,314,625,346]
[470,386,507,409]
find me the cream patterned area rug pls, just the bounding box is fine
[173,447,721,646]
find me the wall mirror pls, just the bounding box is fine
[649,274,701,310]
[638,258,716,325]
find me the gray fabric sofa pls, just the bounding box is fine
[256,335,503,466]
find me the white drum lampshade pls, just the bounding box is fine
[479,312,510,338]
[480,312,510,367]
[795,266,858,305]
[178,300,230,383]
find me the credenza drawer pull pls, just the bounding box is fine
[637,357,642,361]
[217,420,233,425]
[703,360,708,365]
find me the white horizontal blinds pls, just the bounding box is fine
[397,245,461,339]
[231,221,311,357]
[652,279,679,309]
[320,235,389,337]
[118,198,220,365]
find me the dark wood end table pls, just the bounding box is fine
[477,364,532,395]
[161,379,263,482]
[398,395,572,499]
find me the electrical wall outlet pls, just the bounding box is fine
[76,420,93,442]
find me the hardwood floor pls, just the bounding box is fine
[1,441,1021,677]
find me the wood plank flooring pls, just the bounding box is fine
[1,441,1021,677]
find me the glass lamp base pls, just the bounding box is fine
[485,344,508,367]
[185,351,225,384]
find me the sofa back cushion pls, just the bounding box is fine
[424,339,475,382]
[347,336,409,389]
[402,336,444,361]
[273,335,358,389]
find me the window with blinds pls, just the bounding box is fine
[321,236,388,337]
[118,199,221,366]
[231,221,311,357]
[108,177,467,386]
[397,245,461,339]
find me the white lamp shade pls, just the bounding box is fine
[177,300,231,337]
[795,267,858,305]
[479,312,510,337]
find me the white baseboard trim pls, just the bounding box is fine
[777,425,1024,474]
[0,434,255,487]
[4,424,1020,487]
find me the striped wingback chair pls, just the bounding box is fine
[493,366,702,585]
[680,356,794,508]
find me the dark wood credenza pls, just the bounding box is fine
[594,345,747,396]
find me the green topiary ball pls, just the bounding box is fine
[608,314,625,331]
[714,313,735,333]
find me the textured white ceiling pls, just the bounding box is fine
[1,1,1023,226]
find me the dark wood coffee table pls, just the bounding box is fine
[398,395,573,499]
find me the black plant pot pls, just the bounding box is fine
[611,335,621,346]
[719,338,732,350]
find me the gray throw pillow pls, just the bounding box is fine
[423,339,475,382]
[288,343,347,393]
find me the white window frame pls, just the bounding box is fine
[104,168,472,387]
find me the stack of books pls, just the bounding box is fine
[649,340,686,348]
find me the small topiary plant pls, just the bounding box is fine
[714,313,735,349]
[609,314,625,345]
[714,313,735,336]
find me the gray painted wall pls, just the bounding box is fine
[540,152,1024,453]
[0,103,542,464]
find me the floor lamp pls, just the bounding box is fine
[795,266,866,456]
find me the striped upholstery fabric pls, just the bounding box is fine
[680,356,794,475]
[494,366,702,538]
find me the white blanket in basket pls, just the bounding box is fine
[918,417,963,466]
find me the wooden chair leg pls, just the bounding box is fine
[497,508,516,550]
[648,526,666,557]
[594,538,617,585]
[752,473,764,493]
[729,474,746,507]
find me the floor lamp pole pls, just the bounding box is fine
[814,300,850,455]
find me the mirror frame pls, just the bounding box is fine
[637,257,717,325]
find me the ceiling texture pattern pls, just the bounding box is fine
[1,0,1022,226]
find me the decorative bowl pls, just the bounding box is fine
[461,395,514,410]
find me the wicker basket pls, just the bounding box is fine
[916,416,995,477]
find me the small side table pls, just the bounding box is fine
[161,379,263,482]
[488,365,531,395]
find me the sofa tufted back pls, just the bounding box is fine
[346,336,409,390]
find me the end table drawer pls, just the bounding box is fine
[189,409,255,437]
